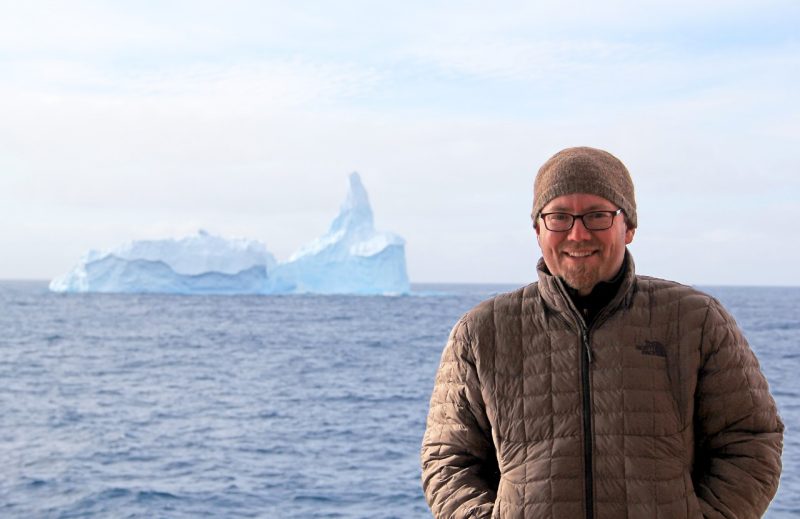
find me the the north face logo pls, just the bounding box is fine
[636,340,667,357]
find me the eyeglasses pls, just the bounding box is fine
[539,209,623,232]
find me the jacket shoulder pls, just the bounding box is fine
[634,275,717,314]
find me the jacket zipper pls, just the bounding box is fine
[580,327,594,519]
[553,278,617,519]
[553,281,596,519]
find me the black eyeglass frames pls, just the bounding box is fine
[539,209,623,232]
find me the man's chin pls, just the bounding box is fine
[561,269,599,296]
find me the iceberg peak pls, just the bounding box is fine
[279,172,408,294]
[328,172,374,235]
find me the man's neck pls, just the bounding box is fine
[563,262,627,326]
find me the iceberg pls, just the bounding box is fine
[272,172,409,295]
[48,230,276,294]
[49,172,410,295]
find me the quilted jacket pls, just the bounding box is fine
[421,253,783,519]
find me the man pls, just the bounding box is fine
[421,147,783,518]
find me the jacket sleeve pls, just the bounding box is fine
[421,318,497,519]
[693,298,784,519]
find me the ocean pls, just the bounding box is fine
[0,281,797,518]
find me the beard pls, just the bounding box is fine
[558,240,603,295]
[560,262,601,295]
[562,265,600,296]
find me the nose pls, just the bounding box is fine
[567,217,592,241]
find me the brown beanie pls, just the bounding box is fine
[531,146,637,228]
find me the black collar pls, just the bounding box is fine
[563,260,627,327]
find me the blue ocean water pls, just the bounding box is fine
[0,281,797,518]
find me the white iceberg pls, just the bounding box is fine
[48,230,276,294]
[272,172,409,295]
[49,172,410,295]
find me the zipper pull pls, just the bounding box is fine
[582,330,593,363]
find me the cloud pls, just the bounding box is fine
[2,56,381,108]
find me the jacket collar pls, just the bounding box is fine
[536,249,637,321]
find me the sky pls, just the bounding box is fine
[1,1,798,285]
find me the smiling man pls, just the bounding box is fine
[421,147,783,519]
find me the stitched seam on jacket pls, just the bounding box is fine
[490,294,500,489]
[543,288,556,511]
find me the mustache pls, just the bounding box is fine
[559,241,599,252]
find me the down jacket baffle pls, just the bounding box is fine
[421,254,783,519]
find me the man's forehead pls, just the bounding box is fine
[542,193,618,212]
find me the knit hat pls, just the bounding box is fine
[531,146,637,228]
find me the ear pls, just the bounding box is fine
[534,220,541,240]
[625,226,635,245]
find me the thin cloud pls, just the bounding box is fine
[0,1,798,284]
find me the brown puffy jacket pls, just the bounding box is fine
[421,254,783,519]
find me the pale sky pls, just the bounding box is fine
[1,1,798,285]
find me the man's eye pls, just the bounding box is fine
[587,212,607,220]
[549,214,569,221]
